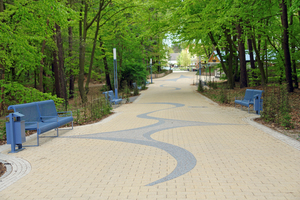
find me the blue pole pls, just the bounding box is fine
[9,114,16,153]
[113,48,118,99]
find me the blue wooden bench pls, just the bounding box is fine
[103,90,122,105]
[235,89,263,114]
[132,82,142,90]
[7,100,73,146]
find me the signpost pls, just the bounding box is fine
[113,48,118,99]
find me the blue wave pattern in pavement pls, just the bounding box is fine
[65,102,233,186]
[163,75,191,82]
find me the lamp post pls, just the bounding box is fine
[113,48,118,99]
[150,58,152,84]
[199,56,202,84]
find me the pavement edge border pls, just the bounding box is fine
[244,116,300,151]
[0,154,31,192]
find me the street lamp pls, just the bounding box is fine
[150,58,152,84]
[113,48,118,99]
[199,56,202,84]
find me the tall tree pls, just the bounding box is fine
[281,0,293,92]
[0,0,4,112]
[55,23,67,103]
[236,22,247,88]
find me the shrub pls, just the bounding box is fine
[133,84,139,96]
[0,81,64,117]
[218,87,229,104]
[261,85,293,129]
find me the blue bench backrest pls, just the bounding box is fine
[36,100,58,117]
[244,89,254,101]
[108,90,115,100]
[243,89,263,102]
[252,90,263,99]
[8,102,41,123]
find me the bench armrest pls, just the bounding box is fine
[25,122,38,124]
[40,116,57,118]
[40,116,58,122]
[57,111,73,117]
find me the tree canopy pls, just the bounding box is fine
[0,0,299,113]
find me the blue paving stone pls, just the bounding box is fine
[64,102,238,186]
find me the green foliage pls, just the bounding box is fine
[218,87,229,104]
[73,98,112,125]
[179,50,191,67]
[122,81,131,101]
[261,85,294,128]
[0,119,6,141]
[133,83,139,96]
[121,63,147,88]
[0,81,64,115]
[248,68,262,87]
[208,80,217,89]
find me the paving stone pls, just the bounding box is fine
[0,72,299,199]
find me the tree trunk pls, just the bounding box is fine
[55,23,67,105]
[39,40,46,92]
[53,50,61,98]
[252,34,266,85]
[99,37,112,90]
[233,35,239,82]
[68,25,74,99]
[247,38,255,69]
[68,0,74,99]
[290,9,298,88]
[264,39,268,83]
[203,46,209,59]
[85,9,101,95]
[0,0,3,12]
[236,22,247,88]
[11,67,15,81]
[34,69,36,88]
[78,2,88,103]
[78,0,105,103]
[39,19,49,92]
[281,0,293,92]
[208,32,228,76]
[224,28,234,89]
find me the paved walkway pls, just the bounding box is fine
[0,72,300,200]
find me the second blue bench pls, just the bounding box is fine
[234,89,263,114]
